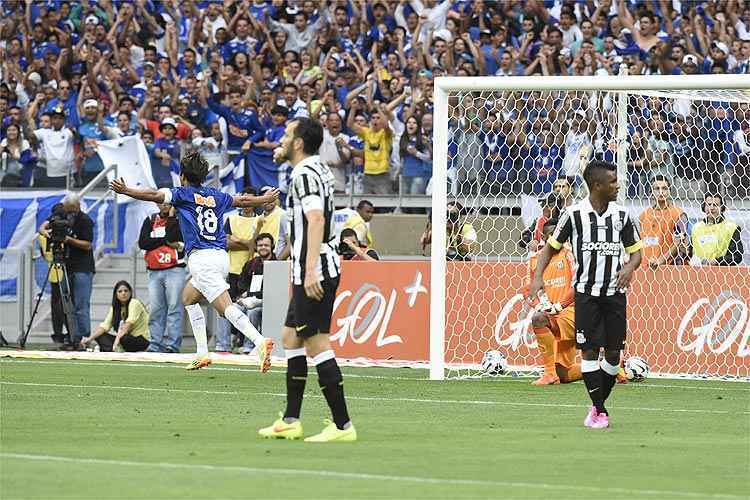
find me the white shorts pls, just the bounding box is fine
[187,249,230,303]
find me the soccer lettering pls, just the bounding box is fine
[493,293,538,350]
[331,286,403,348]
[580,241,621,255]
[676,297,750,357]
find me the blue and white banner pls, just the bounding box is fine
[0,191,156,299]
[246,150,291,195]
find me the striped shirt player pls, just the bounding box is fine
[258,117,355,443]
[529,160,643,429]
[548,198,643,297]
[285,154,341,334]
[287,155,341,289]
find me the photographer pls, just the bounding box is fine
[39,194,95,347]
[420,203,477,261]
[338,228,380,262]
[37,204,74,349]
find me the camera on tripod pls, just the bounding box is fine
[47,209,72,262]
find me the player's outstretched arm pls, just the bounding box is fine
[232,188,280,208]
[110,178,166,203]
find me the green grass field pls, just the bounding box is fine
[1,357,748,499]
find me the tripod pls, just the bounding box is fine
[19,243,78,349]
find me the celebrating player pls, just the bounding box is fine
[529,160,643,429]
[527,219,581,386]
[110,152,278,372]
[258,117,356,443]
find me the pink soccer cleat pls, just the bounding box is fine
[590,413,610,429]
[583,406,598,427]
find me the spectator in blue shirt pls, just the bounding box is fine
[399,115,431,195]
[254,105,288,157]
[45,79,79,128]
[528,122,564,195]
[77,99,107,185]
[203,78,265,160]
[152,118,181,187]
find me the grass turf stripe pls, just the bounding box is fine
[0,452,743,499]
[3,381,747,415]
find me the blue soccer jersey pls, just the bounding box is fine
[165,186,234,255]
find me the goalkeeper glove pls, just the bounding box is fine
[535,293,563,314]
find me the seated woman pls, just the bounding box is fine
[80,281,150,352]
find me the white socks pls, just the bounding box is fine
[224,303,265,345]
[185,304,208,356]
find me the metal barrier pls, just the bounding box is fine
[0,247,32,341]
[80,164,119,260]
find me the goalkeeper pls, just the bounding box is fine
[527,219,580,386]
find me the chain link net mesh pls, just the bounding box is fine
[441,88,750,380]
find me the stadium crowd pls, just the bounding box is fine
[0,0,748,198]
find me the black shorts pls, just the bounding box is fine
[284,278,340,338]
[574,291,627,351]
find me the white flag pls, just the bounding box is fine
[96,136,156,197]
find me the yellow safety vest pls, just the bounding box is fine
[343,213,373,247]
[262,206,284,249]
[228,214,256,274]
[691,218,737,261]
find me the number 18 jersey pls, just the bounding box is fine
[163,185,234,256]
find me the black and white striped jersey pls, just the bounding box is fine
[548,198,643,297]
[287,155,341,286]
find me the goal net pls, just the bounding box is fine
[430,74,750,381]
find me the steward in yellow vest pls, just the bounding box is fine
[691,194,744,266]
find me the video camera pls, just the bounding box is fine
[47,206,73,263]
[337,229,359,259]
[337,241,356,258]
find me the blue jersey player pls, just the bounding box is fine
[110,152,279,372]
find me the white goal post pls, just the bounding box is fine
[430,74,750,381]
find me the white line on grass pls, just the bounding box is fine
[0,358,436,381]
[3,358,749,390]
[3,381,747,415]
[0,452,743,499]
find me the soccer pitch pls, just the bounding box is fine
[1,358,748,499]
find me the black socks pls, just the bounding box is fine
[316,358,350,430]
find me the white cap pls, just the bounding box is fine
[85,14,99,25]
[682,54,698,65]
[712,41,729,56]
[595,68,610,76]
[28,72,42,85]
[83,99,98,109]
[160,117,177,129]
[433,29,453,43]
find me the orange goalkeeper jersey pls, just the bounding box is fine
[528,247,575,307]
